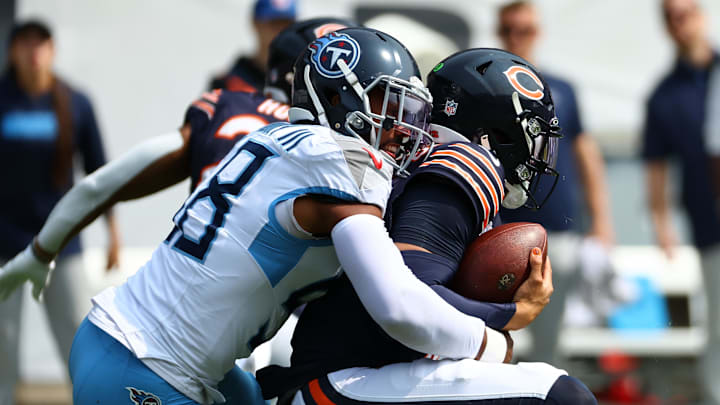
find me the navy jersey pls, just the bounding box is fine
[0,73,107,258]
[388,142,505,236]
[183,89,289,189]
[642,56,720,248]
[256,141,508,399]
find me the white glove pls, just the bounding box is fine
[0,244,55,301]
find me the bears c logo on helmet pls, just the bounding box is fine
[502,66,544,100]
[309,32,361,79]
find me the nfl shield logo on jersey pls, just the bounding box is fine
[309,32,361,78]
[126,387,161,405]
[444,99,458,116]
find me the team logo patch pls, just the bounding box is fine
[497,273,516,291]
[127,387,162,405]
[362,147,383,170]
[444,99,458,116]
[503,65,545,100]
[309,32,361,78]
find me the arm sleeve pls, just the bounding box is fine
[400,250,515,330]
[75,93,108,174]
[37,132,184,254]
[331,214,486,360]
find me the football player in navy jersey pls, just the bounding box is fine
[256,49,597,405]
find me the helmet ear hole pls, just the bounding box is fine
[330,93,341,107]
[489,128,514,145]
[476,61,492,75]
[322,88,340,106]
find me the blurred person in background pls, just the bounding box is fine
[496,1,615,365]
[208,0,297,92]
[0,19,119,404]
[642,0,720,403]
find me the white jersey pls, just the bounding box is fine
[88,123,393,404]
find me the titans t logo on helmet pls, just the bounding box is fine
[309,32,361,78]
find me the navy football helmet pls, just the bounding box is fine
[265,17,356,103]
[427,48,561,210]
[290,27,433,174]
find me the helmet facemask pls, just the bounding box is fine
[303,57,433,175]
[501,91,561,210]
[347,74,433,175]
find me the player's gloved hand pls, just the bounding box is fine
[0,243,55,301]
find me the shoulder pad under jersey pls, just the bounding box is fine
[413,142,505,229]
[185,89,223,123]
[259,124,394,213]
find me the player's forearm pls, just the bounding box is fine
[37,131,184,255]
[503,301,542,331]
[332,214,487,360]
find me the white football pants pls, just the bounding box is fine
[291,358,566,404]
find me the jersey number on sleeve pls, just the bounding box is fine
[171,140,275,262]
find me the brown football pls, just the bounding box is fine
[450,222,548,303]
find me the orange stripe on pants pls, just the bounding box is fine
[309,379,337,405]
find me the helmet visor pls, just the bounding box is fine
[372,89,431,138]
[523,115,561,209]
[530,130,558,173]
[349,75,433,173]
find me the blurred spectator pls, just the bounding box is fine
[642,0,720,403]
[208,0,297,92]
[496,1,615,364]
[0,19,119,403]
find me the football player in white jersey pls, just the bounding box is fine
[0,17,354,404]
[1,28,507,405]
